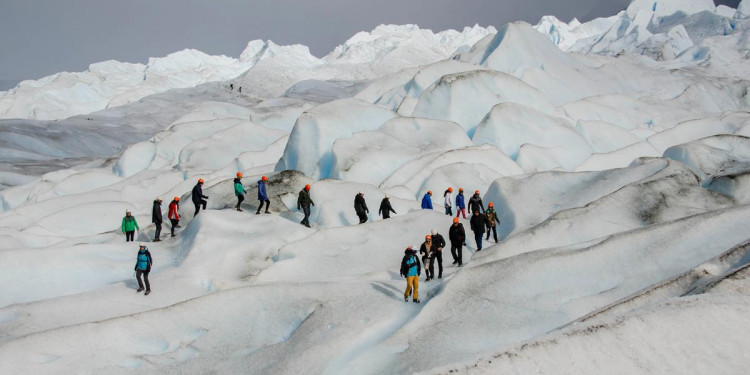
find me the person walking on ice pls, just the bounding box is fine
[421,191,433,210]
[449,217,466,266]
[256,175,270,214]
[192,178,209,216]
[354,191,369,224]
[444,187,453,216]
[470,210,487,251]
[152,197,163,242]
[134,243,153,295]
[420,234,435,281]
[122,209,139,242]
[485,202,500,243]
[468,190,485,214]
[400,245,421,303]
[297,184,314,228]
[379,195,396,219]
[431,229,446,279]
[455,188,466,219]
[234,173,245,212]
[168,197,180,237]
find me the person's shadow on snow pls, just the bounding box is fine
[370,281,399,300]
[124,279,140,289]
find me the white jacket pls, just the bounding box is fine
[444,192,452,207]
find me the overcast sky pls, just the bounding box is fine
[0,0,742,90]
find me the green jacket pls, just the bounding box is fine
[486,208,499,226]
[122,216,139,232]
[234,179,245,196]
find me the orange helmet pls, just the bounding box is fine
[262,176,268,181]
[427,190,432,195]
[425,234,431,239]
[236,172,243,178]
[459,188,464,192]
[448,187,453,192]
[305,184,311,190]
[198,178,205,184]
[174,196,180,201]
[488,202,494,207]
[475,190,480,194]
[453,217,459,223]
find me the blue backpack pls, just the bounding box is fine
[136,250,151,271]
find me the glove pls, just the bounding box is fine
[134,266,137,272]
[312,203,315,206]
[400,272,404,278]
[205,196,209,199]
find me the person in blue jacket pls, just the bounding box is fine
[455,188,466,219]
[421,191,433,210]
[400,246,421,303]
[134,243,153,295]
[256,175,270,214]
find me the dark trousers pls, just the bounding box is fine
[125,231,135,242]
[236,194,244,208]
[194,199,207,216]
[423,256,432,279]
[430,251,443,278]
[474,232,483,250]
[357,211,368,224]
[486,225,498,242]
[451,241,463,265]
[154,222,162,239]
[382,212,391,219]
[257,199,270,213]
[136,269,150,291]
[445,206,452,215]
[301,206,311,226]
[170,219,179,235]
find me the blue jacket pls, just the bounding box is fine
[421,193,433,209]
[456,193,465,209]
[135,249,152,271]
[401,250,421,277]
[258,180,268,201]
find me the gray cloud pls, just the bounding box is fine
[0,0,742,90]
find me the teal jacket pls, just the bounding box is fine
[234,178,245,196]
[121,215,139,232]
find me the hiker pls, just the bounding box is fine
[134,243,153,295]
[122,209,139,242]
[470,210,487,251]
[421,191,433,210]
[152,197,163,242]
[455,188,466,219]
[468,190,485,214]
[400,246,421,303]
[449,217,466,266]
[379,195,396,219]
[419,234,435,281]
[238,87,242,93]
[234,172,246,212]
[354,191,369,224]
[486,202,500,243]
[230,83,234,90]
[297,184,314,228]
[256,175,270,214]
[192,178,209,216]
[444,187,453,216]
[431,229,446,279]
[168,197,180,237]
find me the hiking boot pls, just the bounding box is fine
[153,238,161,242]
[413,299,421,303]
[171,234,176,237]
[304,223,311,228]
[176,225,182,228]
[458,264,463,267]
[236,208,243,212]
[265,211,271,214]
[404,296,408,302]
[256,211,261,215]
[452,260,457,265]
[137,287,144,292]
[145,290,151,296]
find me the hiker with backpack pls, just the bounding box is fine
[444,187,453,216]
[419,234,435,281]
[256,175,270,214]
[152,197,163,242]
[234,173,246,212]
[486,202,500,243]
[468,190,485,214]
[168,197,180,237]
[430,229,446,279]
[354,191,369,224]
[470,210,487,251]
[421,191,433,210]
[379,195,396,219]
[134,243,153,295]
[449,217,466,266]
[192,178,209,216]
[297,184,314,228]
[122,209,139,242]
[400,245,421,303]
[455,188,467,219]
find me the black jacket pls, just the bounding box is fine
[400,249,421,277]
[432,233,446,249]
[449,223,466,243]
[468,194,485,214]
[354,194,369,214]
[297,189,313,209]
[152,200,162,223]
[470,213,487,233]
[192,183,207,203]
[379,198,396,217]
[420,241,436,258]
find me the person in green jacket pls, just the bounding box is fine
[122,209,139,242]
[234,172,246,212]
[485,202,500,243]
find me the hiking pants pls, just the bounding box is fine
[125,231,135,242]
[445,206,452,216]
[451,241,463,265]
[236,194,244,208]
[357,211,368,224]
[486,224,498,242]
[404,276,419,301]
[456,208,466,219]
[257,199,270,213]
[136,270,150,291]
[194,199,207,216]
[154,221,162,239]
[170,219,179,236]
[301,206,311,225]
[474,232,483,251]
[431,251,443,278]
[423,256,432,279]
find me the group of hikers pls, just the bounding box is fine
[123,173,501,299]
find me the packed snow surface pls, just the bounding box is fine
[2,1,750,373]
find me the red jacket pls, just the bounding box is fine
[168,201,180,220]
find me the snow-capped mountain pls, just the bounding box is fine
[2,1,750,373]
